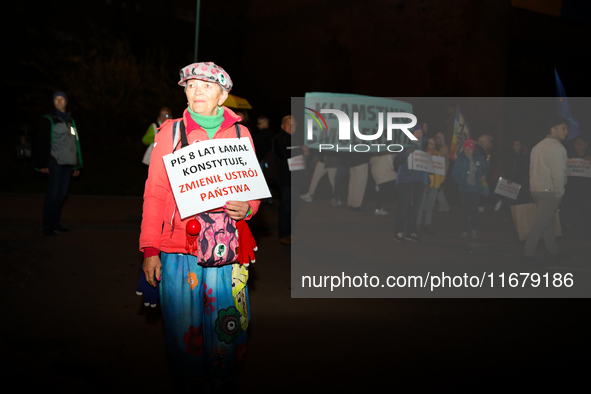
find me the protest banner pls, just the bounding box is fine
[567,158,591,178]
[163,138,271,219]
[407,150,446,175]
[449,104,470,160]
[494,177,521,200]
[431,155,446,176]
[288,154,305,171]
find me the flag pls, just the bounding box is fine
[449,105,471,160]
[555,68,580,140]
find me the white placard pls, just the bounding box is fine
[431,155,446,176]
[567,158,591,178]
[288,154,305,171]
[494,177,521,200]
[407,150,446,175]
[163,138,271,219]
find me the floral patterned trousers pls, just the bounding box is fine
[160,253,249,382]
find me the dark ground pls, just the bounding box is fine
[1,192,590,392]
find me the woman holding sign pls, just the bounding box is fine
[139,62,261,390]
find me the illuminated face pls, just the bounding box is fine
[54,96,66,112]
[158,109,171,123]
[427,138,436,150]
[464,147,474,157]
[553,123,569,140]
[481,139,492,151]
[282,117,296,134]
[185,79,228,116]
[512,141,522,154]
[413,129,423,141]
[257,118,268,130]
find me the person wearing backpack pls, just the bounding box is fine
[34,91,83,236]
[139,62,260,390]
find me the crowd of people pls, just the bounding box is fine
[33,71,589,389]
[287,118,589,257]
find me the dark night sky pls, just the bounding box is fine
[4,0,591,152]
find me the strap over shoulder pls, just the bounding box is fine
[172,121,188,152]
[173,121,241,152]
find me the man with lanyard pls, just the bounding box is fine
[35,91,83,236]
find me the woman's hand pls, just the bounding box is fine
[143,255,161,287]
[224,201,251,221]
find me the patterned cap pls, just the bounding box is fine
[178,62,233,92]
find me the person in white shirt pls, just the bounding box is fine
[523,116,569,263]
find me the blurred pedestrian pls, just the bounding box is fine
[331,155,350,206]
[254,115,274,163]
[369,152,397,215]
[417,138,445,234]
[494,140,527,211]
[435,132,450,212]
[393,126,430,242]
[347,152,369,212]
[35,91,82,236]
[300,151,336,203]
[142,107,171,165]
[560,136,591,233]
[254,115,275,203]
[452,139,488,239]
[523,116,569,262]
[475,134,493,211]
[236,109,256,135]
[274,115,307,244]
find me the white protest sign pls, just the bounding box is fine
[288,154,305,171]
[567,158,591,178]
[431,155,446,176]
[494,177,521,200]
[407,150,445,175]
[163,138,271,219]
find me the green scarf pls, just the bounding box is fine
[187,106,224,139]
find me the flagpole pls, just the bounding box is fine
[194,0,201,62]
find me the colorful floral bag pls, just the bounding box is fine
[195,211,239,267]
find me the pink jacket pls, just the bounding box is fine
[139,107,261,254]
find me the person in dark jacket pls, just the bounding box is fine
[254,115,276,203]
[494,140,528,211]
[560,136,591,232]
[474,134,495,211]
[273,115,307,244]
[35,91,83,236]
[393,126,430,242]
[452,139,488,239]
